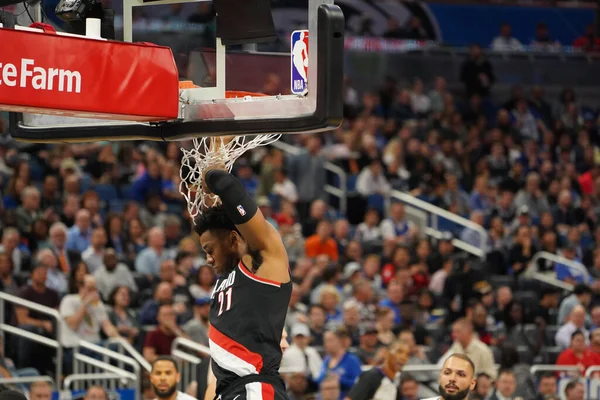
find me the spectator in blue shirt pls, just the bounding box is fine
[555,244,590,285]
[131,160,163,204]
[66,209,92,253]
[316,329,362,399]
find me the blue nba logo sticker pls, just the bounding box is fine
[237,205,246,216]
[291,30,309,95]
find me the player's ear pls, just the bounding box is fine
[469,378,476,391]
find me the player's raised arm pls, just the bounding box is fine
[202,140,288,281]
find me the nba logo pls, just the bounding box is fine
[237,205,246,216]
[291,30,309,95]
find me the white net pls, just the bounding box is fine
[179,134,282,221]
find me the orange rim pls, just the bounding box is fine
[226,91,268,98]
[179,83,267,99]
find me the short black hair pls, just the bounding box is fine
[574,284,592,295]
[571,329,585,341]
[151,355,179,373]
[539,372,557,381]
[194,205,238,237]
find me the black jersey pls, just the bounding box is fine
[209,261,292,395]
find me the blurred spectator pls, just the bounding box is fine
[356,159,391,197]
[66,209,92,253]
[489,369,517,400]
[460,44,495,98]
[0,253,17,295]
[16,186,41,234]
[94,249,137,301]
[535,373,558,400]
[564,380,585,400]
[380,203,418,245]
[182,297,210,346]
[573,24,600,52]
[557,284,592,325]
[131,160,163,204]
[82,228,108,274]
[271,168,298,204]
[556,329,600,376]
[59,274,119,373]
[140,282,175,325]
[36,248,67,295]
[555,305,589,349]
[281,323,322,390]
[135,227,168,278]
[48,222,80,274]
[0,228,27,274]
[316,329,362,399]
[189,265,216,300]
[438,318,496,379]
[107,286,140,345]
[491,23,524,51]
[15,263,59,374]
[471,372,493,400]
[318,374,341,400]
[29,382,52,400]
[288,135,327,221]
[531,22,561,52]
[143,304,189,362]
[305,221,339,262]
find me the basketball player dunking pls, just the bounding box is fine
[195,150,292,400]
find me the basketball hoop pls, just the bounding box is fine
[179,91,282,221]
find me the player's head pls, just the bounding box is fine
[195,205,245,275]
[385,340,410,373]
[438,354,476,400]
[150,356,181,398]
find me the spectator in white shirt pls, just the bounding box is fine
[491,23,524,51]
[59,274,119,349]
[410,78,431,116]
[556,305,589,349]
[81,228,107,274]
[356,159,392,197]
[512,99,540,142]
[281,323,323,384]
[93,248,137,301]
[379,203,419,244]
[354,209,383,244]
[272,168,299,203]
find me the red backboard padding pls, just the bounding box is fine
[0,27,179,122]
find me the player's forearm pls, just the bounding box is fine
[205,170,257,225]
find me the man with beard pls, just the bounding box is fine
[345,341,410,400]
[423,354,476,400]
[150,356,196,400]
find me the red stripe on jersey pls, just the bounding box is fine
[209,325,264,372]
[261,383,275,400]
[238,262,281,287]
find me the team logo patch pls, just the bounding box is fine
[237,205,246,216]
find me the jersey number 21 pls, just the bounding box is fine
[217,288,232,316]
